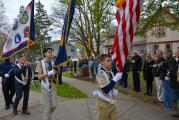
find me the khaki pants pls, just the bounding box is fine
[41,87,57,120]
[96,97,117,120]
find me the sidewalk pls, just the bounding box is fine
[0,77,178,120]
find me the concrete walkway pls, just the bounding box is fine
[0,77,178,120]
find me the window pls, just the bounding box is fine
[153,44,159,54]
[166,44,171,50]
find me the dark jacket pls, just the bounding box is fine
[13,64,32,85]
[130,55,142,72]
[0,61,15,84]
[165,57,178,91]
[122,59,130,74]
[143,60,154,81]
[152,57,166,80]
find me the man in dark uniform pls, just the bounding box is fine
[130,51,142,92]
[121,59,130,88]
[0,58,15,110]
[12,57,32,115]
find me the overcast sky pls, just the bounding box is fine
[2,0,55,24]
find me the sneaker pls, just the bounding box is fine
[22,110,31,115]
[13,108,18,115]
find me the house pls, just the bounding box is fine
[50,41,77,59]
[101,8,179,55]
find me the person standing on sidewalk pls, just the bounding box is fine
[130,51,142,92]
[93,54,122,120]
[0,58,15,110]
[172,48,179,118]
[143,54,155,96]
[36,47,57,120]
[162,49,177,110]
[152,50,165,102]
[13,57,32,115]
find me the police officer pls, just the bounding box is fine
[13,57,32,115]
[94,54,122,120]
[0,58,15,110]
[130,51,142,92]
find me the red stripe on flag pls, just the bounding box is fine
[111,0,142,71]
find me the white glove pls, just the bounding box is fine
[152,64,158,67]
[113,89,119,96]
[113,72,122,82]
[165,76,170,81]
[47,70,55,76]
[5,74,9,78]
[131,60,135,63]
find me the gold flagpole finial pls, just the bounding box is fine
[116,0,125,8]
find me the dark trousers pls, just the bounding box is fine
[146,80,153,95]
[132,71,140,92]
[121,73,128,88]
[13,80,30,111]
[1,81,15,107]
[58,74,62,85]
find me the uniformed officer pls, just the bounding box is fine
[0,58,15,110]
[93,54,122,120]
[130,51,142,92]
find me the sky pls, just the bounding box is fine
[2,0,55,23]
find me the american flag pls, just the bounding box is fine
[111,0,143,71]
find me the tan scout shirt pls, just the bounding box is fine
[96,70,112,88]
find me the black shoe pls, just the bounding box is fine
[13,108,18,115]
[172,114,179,118]
[5,105,10,110]
[22,110,31,115]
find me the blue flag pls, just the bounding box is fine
[2,0,35,58]
[54,0,76,66]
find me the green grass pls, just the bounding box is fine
[116,72,157,104]
[30,82,88,99]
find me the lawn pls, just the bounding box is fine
[116,72,157,104]
[30,82,88,99]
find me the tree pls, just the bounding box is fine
[0,0,10,52]
[34,0,53,54]
[137,0,179,36]
[51,0,114,56]
[30,1,53,56]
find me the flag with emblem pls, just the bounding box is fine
[111,0,144,71]
[54,0,76,66]
[2,0,35,59]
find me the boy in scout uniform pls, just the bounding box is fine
[94,54,122,120]
[36,47,58,120]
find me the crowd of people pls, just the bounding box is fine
[67,48,179,119]
[0,47,179,120]
[0,47,62,120]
